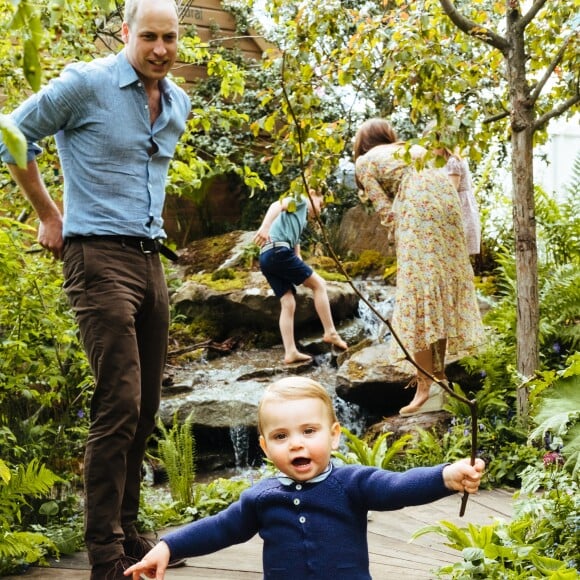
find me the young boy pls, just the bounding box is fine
[125,376,485,580]
[252,191,348,364]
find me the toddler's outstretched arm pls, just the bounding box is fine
[442,458,485,494]
[124,540,170,579]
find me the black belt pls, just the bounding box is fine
[67,236,179,262]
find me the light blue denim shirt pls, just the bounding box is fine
[0,50,191,239]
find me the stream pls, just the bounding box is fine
[158,280,396,480]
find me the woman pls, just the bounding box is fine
[354,118,484,416]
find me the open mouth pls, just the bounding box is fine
[291,457,311,467]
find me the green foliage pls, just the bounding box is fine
[344,250,390,278]
[333,427,413,469]
[0,114,27,167]
[184,477,251,520]
[241,0,578,199]
[467,171,580,384]
[411,355,580,578]
[412,464,580,578]
[211,267,236,281]
[528,354,580,476]
[394,380,542,487]
[536,185,580,268]
[137,476,252,531]
[0,217,91,475]
[0,458,60,575]
[156,413,196,506]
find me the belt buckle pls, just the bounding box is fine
[139,239,156,254]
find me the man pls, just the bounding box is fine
[0,0,191,577]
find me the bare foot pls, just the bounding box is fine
[323,331,348,351]
[284,352,313,365]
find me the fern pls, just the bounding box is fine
[0,459,60,574]
[0,459,61,527]
[535,187,580,267]
[333,427,413,469]
[538,262,580,353]
[156,413,196,506]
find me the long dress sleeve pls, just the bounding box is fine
[355,157,395,226]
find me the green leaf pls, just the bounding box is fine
[270,153,283,176]
[0,114,27,168]
[23,37,41,92]
[0,459,11,485]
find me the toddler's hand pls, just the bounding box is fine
[124,540,171,579]
[443,458,485,494]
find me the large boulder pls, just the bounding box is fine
[172,272,359,336]
[334,205,395,258]
[335,339,484,417]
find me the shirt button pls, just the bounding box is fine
[295,484,302,490]
[299,516,306,524]
[293,498,300,506]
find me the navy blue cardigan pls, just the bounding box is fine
[162,464,453,579]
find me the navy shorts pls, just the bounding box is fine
[259,246,313,298]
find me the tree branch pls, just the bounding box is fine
[483,109,510,124]
[438,0,509,53]
[517,0,548,32]
[529,34,573,104]
[534,94,580,132]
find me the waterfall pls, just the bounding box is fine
[229,425,250,468]
[356,281,395,341]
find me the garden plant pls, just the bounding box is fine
[0,0,579,576]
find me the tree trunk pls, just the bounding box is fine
[506,8,540,420]
[511,127,538,418]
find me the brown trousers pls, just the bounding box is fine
[63,237,169,566]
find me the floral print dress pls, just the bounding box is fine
[355,144,485,367]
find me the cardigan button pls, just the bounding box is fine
[295,484,302,490]
[293,498,300,506]
[299,516,306,524]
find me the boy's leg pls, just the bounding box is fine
[302,272,347,350]
[279,291,311,364]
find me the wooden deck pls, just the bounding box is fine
[7,489,514,579]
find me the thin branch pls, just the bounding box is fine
[529,34,574,104]
[459,398,478,516]
[534,94,580,132]
[280,50,478,515]
[483,109,510,124]
[517,0,548,33]
[438,0,509,53]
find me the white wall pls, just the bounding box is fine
[535,116,580,199]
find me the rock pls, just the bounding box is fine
[366,410,453,445]
[335,340,483,418]
[334,205,395,258]
[172,271,359,336]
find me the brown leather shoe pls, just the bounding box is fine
[124,535,186,568]
[90,555,141,579]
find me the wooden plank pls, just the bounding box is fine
[181,6,238,31]
[181,0,226,11]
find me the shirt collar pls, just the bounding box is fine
[117,50,170,99]
[277,463,333,486]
